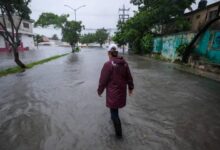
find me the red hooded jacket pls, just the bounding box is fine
[98,57,134,108]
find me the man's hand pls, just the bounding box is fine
[129,90,133,96]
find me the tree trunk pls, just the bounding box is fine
[71,44,75,53]
[182,16,220,63]
[12,47,26,69]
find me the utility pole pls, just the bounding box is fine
[64,4,86,22]
[119,5,130,54]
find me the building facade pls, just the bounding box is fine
[0,16,35,52]
[185,1,220,32]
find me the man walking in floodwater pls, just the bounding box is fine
[97,44,134,138]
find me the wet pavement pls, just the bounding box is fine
[0,48,220,150]
[0,46,71,70]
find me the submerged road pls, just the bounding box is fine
[0,48,220,150]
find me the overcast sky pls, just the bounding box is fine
[30,0,219,38]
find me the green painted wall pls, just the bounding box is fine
[195,30,220,64]
[153,30,220,64]
[153,32,195,61]
[153,38,162,53]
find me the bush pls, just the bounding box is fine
[141,34,153,54]
[75,47,80,52]
[176,43,188,57]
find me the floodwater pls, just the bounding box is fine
[0,46,71,70]
[0,48,220,150]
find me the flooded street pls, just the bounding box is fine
[0,46,71,70]
[0,48,220,150]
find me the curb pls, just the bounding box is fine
[174,64,220,82]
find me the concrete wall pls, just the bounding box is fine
[195,30,220,63]
[20,20,33,34]
[21,35,35,50]
[153,32,195,61]
[0,34,35,51]
[153,38,162,53]
[0,16,33,34]
[153,30,220,64]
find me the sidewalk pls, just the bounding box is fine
[140,55,220,82]
[0,46,71,70]
[174,64,220,82]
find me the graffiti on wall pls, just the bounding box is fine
[212,32,220,50]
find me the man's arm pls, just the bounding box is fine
[127,65,134,95]
[97,62,112,96]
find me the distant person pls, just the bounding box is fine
[97,44,134,138]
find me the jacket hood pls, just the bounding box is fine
[111,57,126,65]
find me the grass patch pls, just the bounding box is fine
[0,53,69,77]
[151,54,170,62]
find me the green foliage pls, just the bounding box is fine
[74,47,80,52]
[0,53,69,77]
[80,33,96,45]
[80,28,109,46]
[0,0,32,68]
[34,34,43,46]
[176,43,188,57]
[131,0,195,17]
[95,28,109,47]
[62,21,82,48]
[175,17,191,31]
[112,33,126,47]
[35,13,83,48]
[0,0,32,20]
[27,54,69,67]
[34,13,69,28]
[152,54,170,62]
[141,33,153,54]
[114,0,195,54]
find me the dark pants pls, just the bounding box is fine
[110,108,119,120]
[110,108,122,137]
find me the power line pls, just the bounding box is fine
[119,4,130,23]
[118,4,130,54]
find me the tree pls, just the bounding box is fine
[34,34,43,48]
[80,33,96,46]
[35,13,68,28]
[62,21,82,51]
[51,34,59,40]
[113,21,128,47]
[0,0,32,69]
[114,0,195,54]
[95,28,109,47]
[35,13,83,52]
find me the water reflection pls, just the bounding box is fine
[0,77,51,150]
[0,48,220,150]
[0,46,71,70]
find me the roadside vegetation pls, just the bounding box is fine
[80,28,109,47]
[113,0,220,63]
[0,53,69,77]
[35,13,83,53]
[0,0,32,68]
[113,0,194,55]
